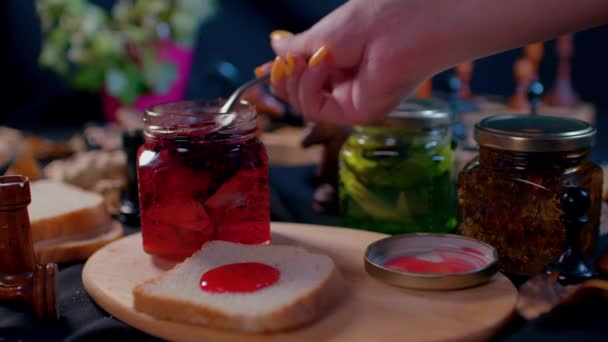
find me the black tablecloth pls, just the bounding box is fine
[1,165,608,342]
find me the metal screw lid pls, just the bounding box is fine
[474,115,596,152]
[380,98,452,129]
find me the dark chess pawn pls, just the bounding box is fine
[120,130,144,226]
[516,186,600,319]
[554,187,594,285]
[545,34,579,107]
[527,80,544,115]
[301,122,350,214]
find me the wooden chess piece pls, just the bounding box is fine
[455,61,474,99]
[524,42,544,77]
[509,58,535,110]
[554,187,594,285]
[527,80,544,115]
[415,79,433,98]
[301,122,350,214]
[120,130,144,226]
[545,34,579,107]
[0,175,59,319]
[516,186,599,319]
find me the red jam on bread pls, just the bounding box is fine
[200,262,280,293]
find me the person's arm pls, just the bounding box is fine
[435,0,608,69]
[264,0,608,125]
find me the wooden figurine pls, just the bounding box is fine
[509,58,535,110]
[301,122,350,214]
[0,175,59,319]
[415,79,433,98]
[545,34,579,107]
[524,42,544,77]
[455,61,474,99]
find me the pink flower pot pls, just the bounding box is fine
[102,41,194,122]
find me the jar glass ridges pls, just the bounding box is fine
[339,98,456,234]
[458,115,602,276]
[137,99,270,261]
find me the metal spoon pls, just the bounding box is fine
[218,72,270,127]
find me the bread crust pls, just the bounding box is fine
[133,256,344,333]
[34,221,124,264]
[30,200,110,243]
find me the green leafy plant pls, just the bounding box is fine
[38,0,217,104]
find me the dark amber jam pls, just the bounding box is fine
[458,147,602,276]
[137,100,270,261]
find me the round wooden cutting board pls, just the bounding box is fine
[82,222,517,342]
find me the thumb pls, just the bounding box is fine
[269,1,367,69]
[270,29,317,59]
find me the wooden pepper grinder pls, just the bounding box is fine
[0,175,59,319]
[554,187,594,285]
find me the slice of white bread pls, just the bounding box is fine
[34,221,124,264]
[133,241,344,333]
[29,180,111,243]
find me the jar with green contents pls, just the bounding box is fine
[339,98,456,234]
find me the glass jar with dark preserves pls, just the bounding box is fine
[137,100,270,261]
[458,115,602,276]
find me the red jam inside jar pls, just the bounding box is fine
[200,262,280,293]
[137,100,270,261]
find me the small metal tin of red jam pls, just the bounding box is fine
[364,233,498,290]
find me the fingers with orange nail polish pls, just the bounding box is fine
[308,46,331,67]
[271,56,286,83]
[254,66,266,78]
[253,61,272,78]
[285,52,296,76]
[270,30,293,41]
[284,54,307,113]
[269,56,288,101]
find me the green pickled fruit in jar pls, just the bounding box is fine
[339,98,457,235]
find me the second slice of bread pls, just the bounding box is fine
[133,241,344,333]
[34,221,124,264]
[29,180,111,243]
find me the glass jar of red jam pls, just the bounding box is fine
[137,100,270,261]
[458,115,602,276]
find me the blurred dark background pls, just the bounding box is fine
[2,0,608,158]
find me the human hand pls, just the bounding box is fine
[256,0,608,125]
[257,0,440,125]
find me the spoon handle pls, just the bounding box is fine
[220,73,270,114]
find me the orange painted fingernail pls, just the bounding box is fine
[271,56,285,82]
[285,52,296,76]
[254,66,266,78]
[308,46,330,67]
[270,30,293,41]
